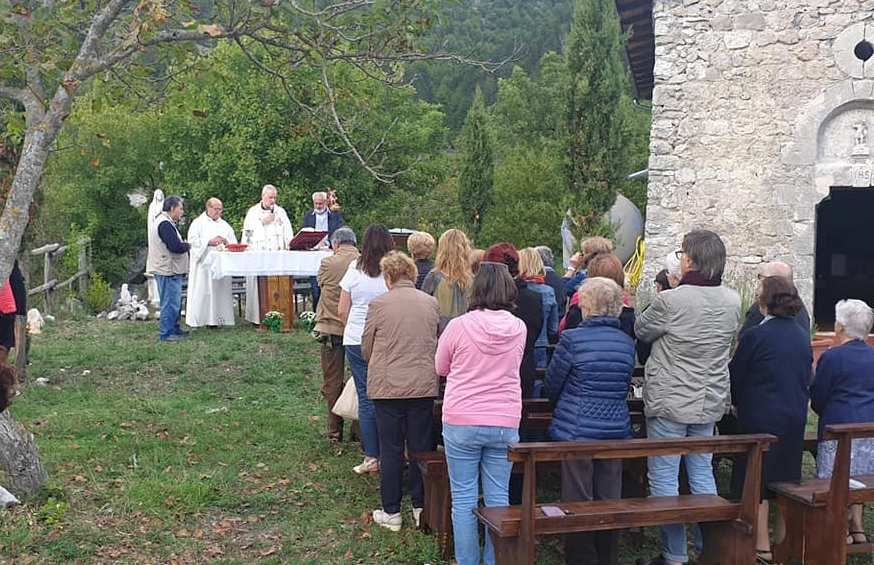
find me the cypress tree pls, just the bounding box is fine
[457,87,495,242]
[565,0,636,238]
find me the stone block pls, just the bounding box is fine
[712,15,733,31]
[776,29,800,44]
[734,13,767,31]
[724,30,752,49]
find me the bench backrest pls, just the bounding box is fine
[821,423,874,507]
[508,434,774,463]
[511,433,775,562]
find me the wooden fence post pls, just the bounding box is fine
[77,237,90,297]
[42,251,52,316]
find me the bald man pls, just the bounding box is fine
[186,198,238,327]
[740,261,811,334]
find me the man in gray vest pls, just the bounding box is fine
[150,196,190,342]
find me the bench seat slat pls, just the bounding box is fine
[475,495,739,538]
[770,474,874,507]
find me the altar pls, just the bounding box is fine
[204,250,331,331]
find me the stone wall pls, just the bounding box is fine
[644,0,874,314]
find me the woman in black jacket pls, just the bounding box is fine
[483,243,543,399]
[729,276,811,562]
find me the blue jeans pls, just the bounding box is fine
[345,345,379,458]
[155,274,183,340]
[443,423,519,565]
[647,417,717,563]
[534,346,547,370]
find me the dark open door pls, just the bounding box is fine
[814,187,874,327]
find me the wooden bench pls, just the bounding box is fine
[475,434,776,565]
[772,423,874,565]
[414,397,647,559]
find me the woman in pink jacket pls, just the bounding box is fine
[435,261,527,565]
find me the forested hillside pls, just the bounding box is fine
[409,0,574,131]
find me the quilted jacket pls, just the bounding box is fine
[544,316,636,441]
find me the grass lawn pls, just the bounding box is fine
[0,319,870,564]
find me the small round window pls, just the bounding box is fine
[855,40,874,62]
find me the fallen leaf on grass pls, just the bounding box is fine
[259,545,281,557]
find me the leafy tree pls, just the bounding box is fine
[39,45,450,284]
[478,144,565,252]
[457,88,494,242]
[564,0,639,239]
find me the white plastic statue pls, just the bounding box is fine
[145,189,165,308]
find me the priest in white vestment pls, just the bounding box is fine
[185,198,238,327]
[241,184,295,324]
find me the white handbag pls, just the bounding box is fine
[331,377,359,421]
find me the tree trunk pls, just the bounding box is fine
[0,85,71,285]
[0,410,47,497]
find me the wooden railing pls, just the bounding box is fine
[27,238,91,316]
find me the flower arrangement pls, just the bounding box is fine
[262,311,284,333]
[298,310,317,336]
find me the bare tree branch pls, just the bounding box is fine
[0,85,28,105]
[79,25,244,80]
[319,64,419,183]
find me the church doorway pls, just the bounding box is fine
[814,187,874,327]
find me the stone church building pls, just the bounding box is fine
[616,0,874,325]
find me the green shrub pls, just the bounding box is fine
[37,497,68,526]
[85,273,113,314]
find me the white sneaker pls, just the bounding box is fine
[373,509,402,532]
[412,507,423,528]
[353,456,379,475]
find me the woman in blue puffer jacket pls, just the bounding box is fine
[544,276,636,565]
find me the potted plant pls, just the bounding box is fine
[262,311,284,333]
[297,310,317,337]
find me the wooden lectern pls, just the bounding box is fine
[257,276,295,332]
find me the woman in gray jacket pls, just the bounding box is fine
[635,230,741,565]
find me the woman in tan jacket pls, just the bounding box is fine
[362,251,440,532]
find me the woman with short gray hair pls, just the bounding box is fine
[544,277,635,565]
[811,299,874,545]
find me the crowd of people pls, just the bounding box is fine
[309,224,874,565]
[65,184,874,563]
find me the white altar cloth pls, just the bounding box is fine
[204,250,332,279]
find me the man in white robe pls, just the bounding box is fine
[185,198,238,327]
[241,184,295,324]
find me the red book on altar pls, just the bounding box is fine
[288,230,329,250]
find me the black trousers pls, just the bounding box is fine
[0,314,15,350]
[562,457,622,565]
[373,398,435,514]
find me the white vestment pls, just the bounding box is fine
[241,203,294,324]
[185,213,238,327]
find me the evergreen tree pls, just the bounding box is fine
[565,0,637,239]
[457,88,495,242]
